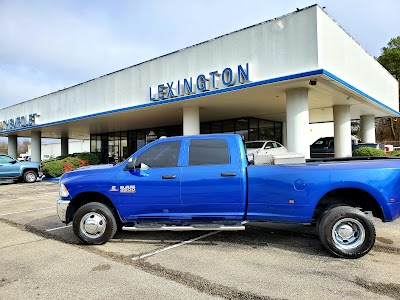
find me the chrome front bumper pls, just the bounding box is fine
[57,199,70,223]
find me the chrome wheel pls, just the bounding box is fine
[332,218,365,250]
[80,212,107,239]
[24,171,37,183]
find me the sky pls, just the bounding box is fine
[0,0,399,110]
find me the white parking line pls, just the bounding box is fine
[45,224,72,232]
[0,206,55,216]
[132,231,220,261]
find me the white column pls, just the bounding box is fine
[333,105,351,157]
[286,88,310,158]
[8,135,18,158]
[360,115,376,143]
[61,137,69,156]
[31,131,41,162]
[282,122,287,147]
[183,107,200,136]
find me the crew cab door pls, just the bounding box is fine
[181,137,246,221]
[0,155,20,178]
[117,140,183,222]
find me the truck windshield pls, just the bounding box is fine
[312,138,333,147]
[246,142,265,149]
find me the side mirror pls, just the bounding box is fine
[11,160,18,164]
[124,158,136,170]
[264,146,271,149]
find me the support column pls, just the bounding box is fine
[282,122,287,147]
[8,135,17,158]
[360,115,376,143]
[61,137,69,156]
[286,88,310,158]
[333,105,351,158]
[183,107,200,136]
[31,131,41,162]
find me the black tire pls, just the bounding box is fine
[23,170,37,183]
[316,204,345,238]
[73,202,117,245]
[318,206,375,258]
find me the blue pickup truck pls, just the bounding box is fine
[0,154,41,183]
[56,134,400,258]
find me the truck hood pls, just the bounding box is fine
[77,164,116,171]
[60,164,116,182]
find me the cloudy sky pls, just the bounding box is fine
[0,0,399,110]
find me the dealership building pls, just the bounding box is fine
[0,5,399,163]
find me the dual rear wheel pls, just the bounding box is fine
[317,206,376,258]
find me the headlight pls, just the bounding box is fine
[59,183,69,197]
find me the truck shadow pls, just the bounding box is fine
[112,223,328,258]
[0,180,16,185]
[25,215,328,257]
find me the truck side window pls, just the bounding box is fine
[0,155,15,163]
[189,139,230,166]
[135,141,181,168]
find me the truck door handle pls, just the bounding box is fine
[162,175,176,179]
[221,172,236,177]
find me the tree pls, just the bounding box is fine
[376,36,400,141]
[18,140,30,156]
[377,37,400,80]
[0,141,7,154]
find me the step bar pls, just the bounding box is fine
[122,223,247,232]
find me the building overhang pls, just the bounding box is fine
[1,68,397,139]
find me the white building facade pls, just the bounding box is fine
[0,5,398,162]
[26,140,91,161]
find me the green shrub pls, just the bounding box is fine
[387,150,400,157]
[42,153,100,178]
[77,152,100,165]
[42,160,64,178]
[55,155,69,160]
[352,147,386,157]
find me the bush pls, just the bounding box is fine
[352,147,386,157]
[76,152,100,165]
[387,150,400,157]
[42,160,64,178]
[42,152,100,178]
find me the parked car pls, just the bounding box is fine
[0,154,42,183]
[310,136,383,158]
[245,141,287,159]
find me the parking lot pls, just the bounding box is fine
[1,181,400,300]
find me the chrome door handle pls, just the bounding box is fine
[162,175,176,179]
[221,172,236,177]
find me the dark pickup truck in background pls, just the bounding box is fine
[310,136,383,158]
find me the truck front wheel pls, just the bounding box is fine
[318,206,375,258]
[23,170,37,183]
[73,202,117,245]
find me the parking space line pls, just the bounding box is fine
[45,224,72,232]
[0,206,55,216]
[132,231,220,261]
